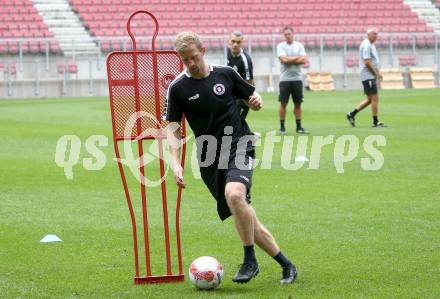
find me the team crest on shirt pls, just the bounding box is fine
[213,83,225,95]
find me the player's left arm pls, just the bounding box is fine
[246,55,255,86]
[231,67,262,110]
[246,91,263,111]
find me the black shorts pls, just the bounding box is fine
[279,80,304,104]
[362,79,378,95]
[199,145,254,221]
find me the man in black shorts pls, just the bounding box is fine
[166,31,297,285]
[346,28,386,128]
[277,26,309,134]
[227,31,254,119]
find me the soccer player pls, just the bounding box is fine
[227,31,254,119]
[166,31,297,285]
[346,28,386,128]
[277,26,309,134]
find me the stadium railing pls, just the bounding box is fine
[0,33,439,98]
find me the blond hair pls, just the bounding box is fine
[175,31,202,52]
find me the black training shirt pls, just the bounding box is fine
[226,48,253,81]
[165,64,255,144]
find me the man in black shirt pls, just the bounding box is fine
[166,31,297,285]
[226,31,254,119]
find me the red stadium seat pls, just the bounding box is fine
[346,56,358,68]
[68,62,78,74]
[57,63,66,74]
[29,41,40,53]
[399,55,417,67]
[1,0,54,53]
[5,63,17,76]
[0,0,430,52]
[50,41,61,54]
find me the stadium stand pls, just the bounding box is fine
[404,0,440,33]
[68,0,435,50]
[0,0,61,54]
[380,68,405,89]
[0,0,437,54]
[409,67,436,88]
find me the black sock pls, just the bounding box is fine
[350,108,359,117]
[296,119,301,129]
[280,120,285,130]
[244,245,257,264]
[273,251,292,268]
[373,116,378,125]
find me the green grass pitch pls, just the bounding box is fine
[1,89,439,298]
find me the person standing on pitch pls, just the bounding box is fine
[227,31,254,119]
[166,31,297,285]
[277,26,309,134]
[346,28,386,128]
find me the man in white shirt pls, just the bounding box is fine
[277,26,309,134]
[346,28,386,128]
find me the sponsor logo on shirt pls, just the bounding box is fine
[188,93,200,101]
[213,83,226,95]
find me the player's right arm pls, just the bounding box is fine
[165,82,185,188]
[167,122,185,188]
[364,59,380,78]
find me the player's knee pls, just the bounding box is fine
[225,189,246,208]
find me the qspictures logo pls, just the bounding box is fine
[54,112,386,186]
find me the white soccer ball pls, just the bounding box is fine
[188,256,224,290]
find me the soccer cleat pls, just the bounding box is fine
[346,113,355,127]
[296,127,309,134]
[279,128,287,135]
[280,263,298,284]
[232,262,259,284]
[372,122,387,128]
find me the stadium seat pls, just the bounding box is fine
[66,0,434,49]
[1,0,434,53]
[68,62,78,74]
[1,0,52,53]
[5,63,17,76]
[57,63,66,74]
[399,55,417,67]
[346,56,358,68]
